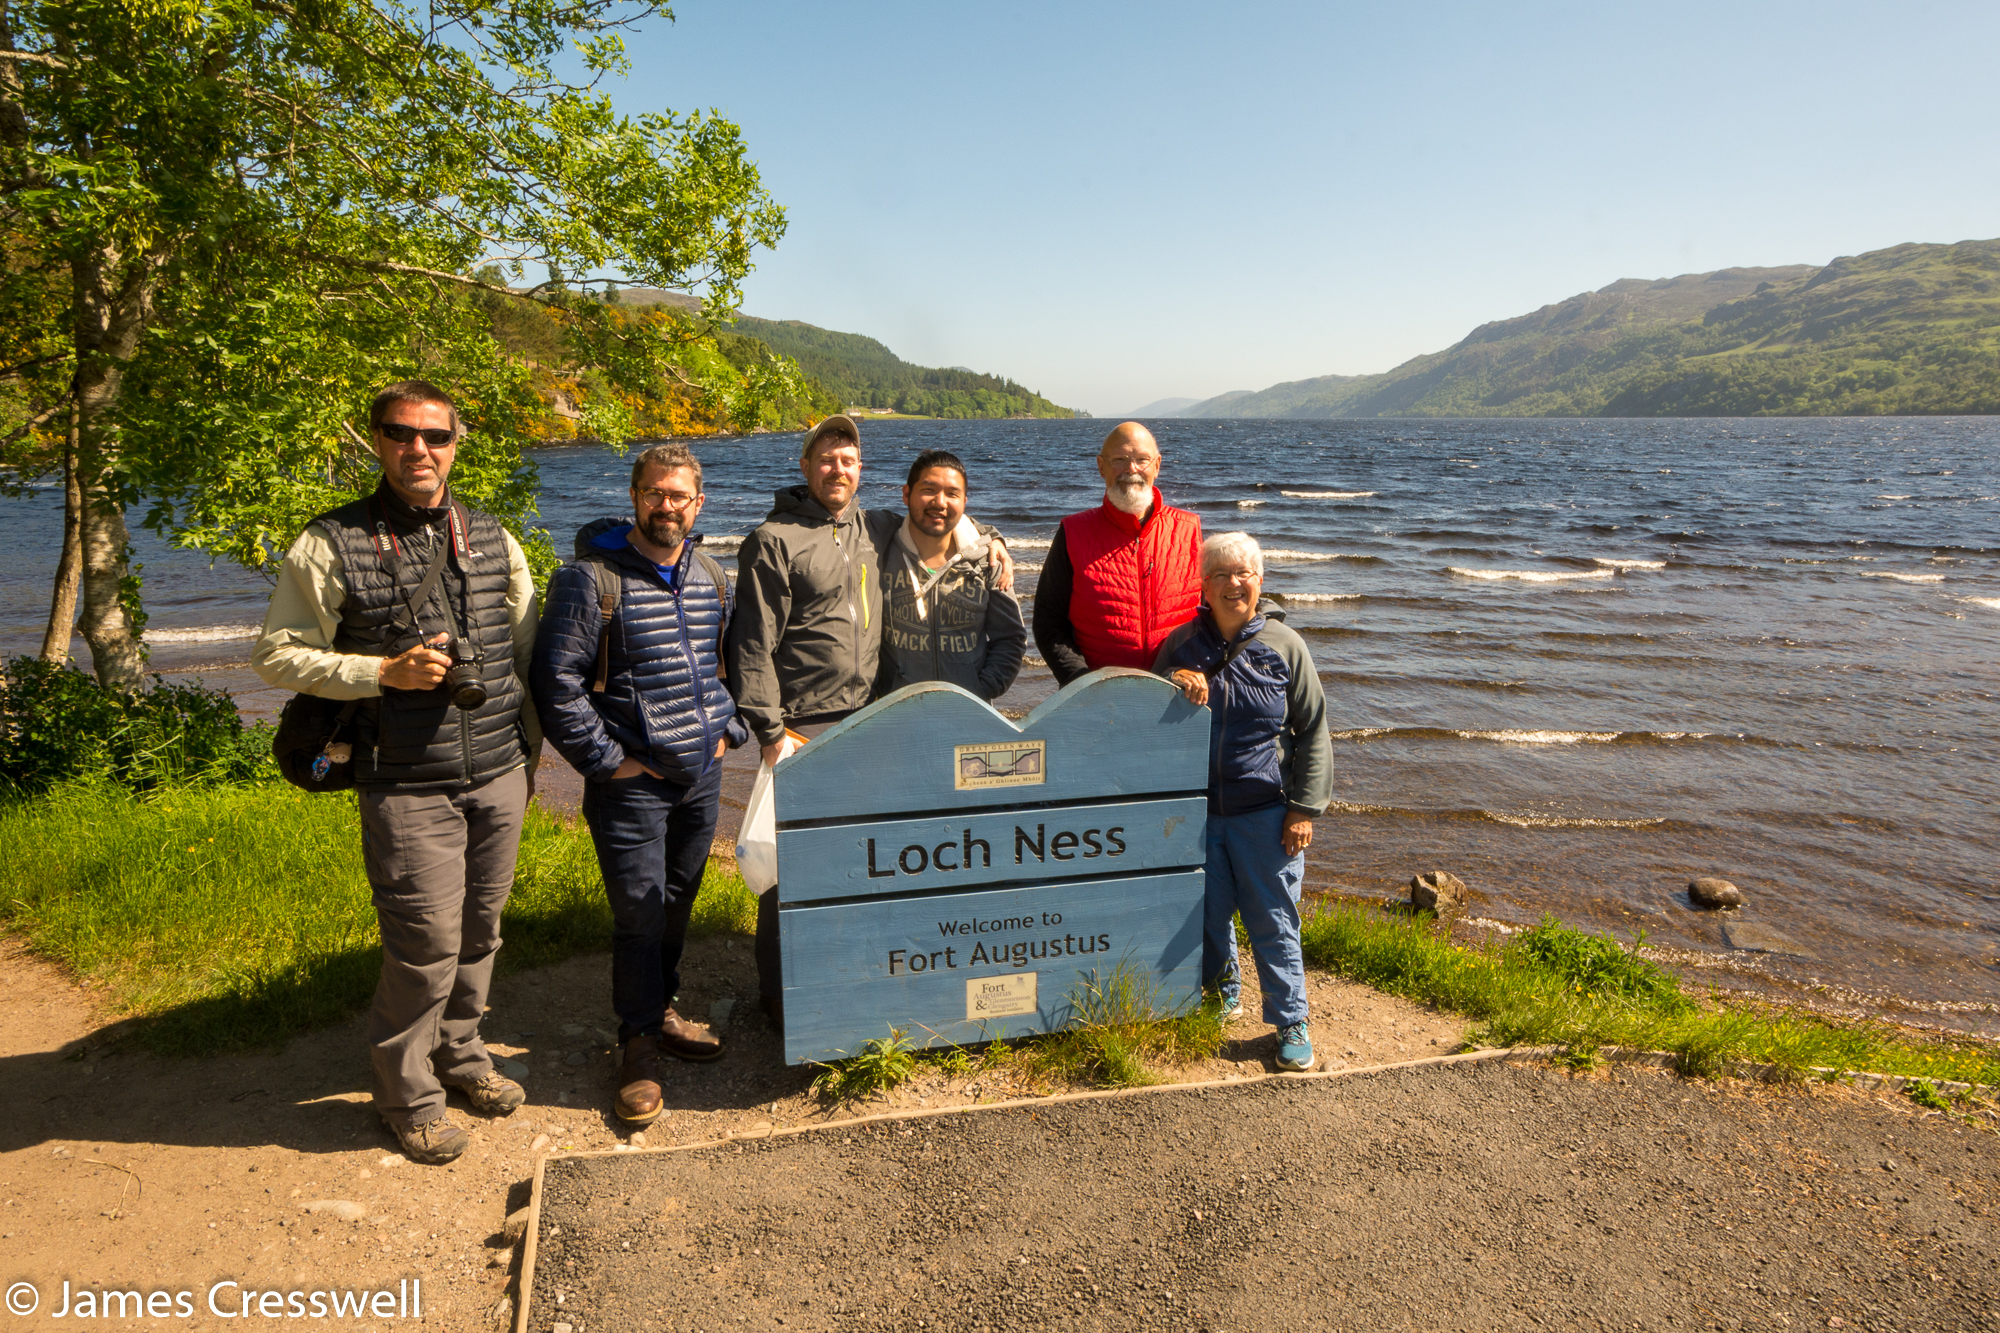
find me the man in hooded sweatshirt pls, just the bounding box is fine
[532,443,748,1124]
[876,448,1026,701]
[729,416,1012,1027]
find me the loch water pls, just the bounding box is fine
[3,417,1996,1025]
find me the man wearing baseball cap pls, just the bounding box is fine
[729,414,1012,1027]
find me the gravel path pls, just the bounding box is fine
[530,1060,1999,1333]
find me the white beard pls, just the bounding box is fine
[1106,477,1151,516]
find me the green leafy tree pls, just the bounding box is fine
[0,0,785,687]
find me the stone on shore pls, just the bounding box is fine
[1410,871,1467,911]
[1688,876,1744,909]
[302,1199,366,1222]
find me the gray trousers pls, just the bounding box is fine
[358,767,528,1129]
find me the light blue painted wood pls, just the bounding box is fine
[772,670,1207,825]
[778,871,1204,1065]
[775,795,1207,904]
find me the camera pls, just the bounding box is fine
[443,636,487,710]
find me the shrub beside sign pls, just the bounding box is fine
[771,669,1210,1066]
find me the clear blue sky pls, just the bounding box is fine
[606,1,2000,416]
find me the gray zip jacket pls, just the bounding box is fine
[727,485,885,745]
[875,518,1027,702]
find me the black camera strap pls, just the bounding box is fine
[369,496,460,649]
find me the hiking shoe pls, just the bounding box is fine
[1216,994,1243,1022]
[450,1069,526,1116]
[390,1115,470,1165]
[616,1034,664,1124]
[659,1007,724,1062]
[1276,1022,1315,1072]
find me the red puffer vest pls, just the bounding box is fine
[1061,490,1203,671]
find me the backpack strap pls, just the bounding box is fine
[693,550,732,678]
[586,555,621,695]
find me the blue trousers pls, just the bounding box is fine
[581,761,721,1043]
[1203,802,1309,1026]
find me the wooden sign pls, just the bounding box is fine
[772,669,1210,1065]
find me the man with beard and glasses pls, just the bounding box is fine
[253,379,539,1164]
[1032,421,1203,686]
[531,444,747,1125]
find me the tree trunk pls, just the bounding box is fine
[71,244,166,692]
[38,399,83,663]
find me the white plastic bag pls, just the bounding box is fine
[736,760,778,896]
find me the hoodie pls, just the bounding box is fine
[726,485,884,745]
[876,516,1027,701]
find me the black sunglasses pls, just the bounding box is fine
[377,423,457,447]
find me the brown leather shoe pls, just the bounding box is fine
[616,1034,664,1124]
[659,1007,724,1062]
[388,1114,470,1165]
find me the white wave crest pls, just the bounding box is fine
[1013,561,1044,573]
[1282,593,1362,603]
[1236,499,1266,509]
[1448,567,1615,583]
[1280,490,1376,499]
[1875,494,1912,500]
[1484,811,1668,830]
[1966,597,2000,611]
[144,624,260,644]
[1007,538,1054,550]
[1264,549,1364,562]
[1591,558,1666,571]
[1454,729,1620,745]
[1859,572,1945,583]
[1329,727,1393,741]
[700,534,743,553]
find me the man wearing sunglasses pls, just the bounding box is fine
[531,444,747,1125]
[253,379,541,1165]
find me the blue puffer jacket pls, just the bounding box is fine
[1152,604,1334,818]
[532,520,750,785]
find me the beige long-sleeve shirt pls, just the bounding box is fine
[251,521,542,755]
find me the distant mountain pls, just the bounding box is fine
[1123,397,1207,418]
[606,290,1077,420]
[728,316,1075,420]
[1175,239,2000,417]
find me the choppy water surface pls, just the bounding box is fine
[3,418,1996,1023]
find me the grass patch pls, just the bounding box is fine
[0,779,754,1056]
[1010,965,1226,1090]
[808,965,1228,1100]
[1300,903,2000,1090]
[809,1029,920,1102]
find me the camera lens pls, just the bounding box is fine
[445,662,487,709]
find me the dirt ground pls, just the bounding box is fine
[533,1062,2000,1333]
[0,908,1461,1332]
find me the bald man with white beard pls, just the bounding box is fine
[1031,422,1204,685]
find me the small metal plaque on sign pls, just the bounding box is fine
[967,972,1038,1020]
[953,739,1046,790]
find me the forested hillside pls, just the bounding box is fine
[730,316,1078,419]
[1175,240,2000,417]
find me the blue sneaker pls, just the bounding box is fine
[1215,992,1243,1021]
[1276,1022,1314,1072]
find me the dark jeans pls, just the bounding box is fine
[581,760,722,1044]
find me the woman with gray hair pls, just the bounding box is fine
[1153,531,1333,1071]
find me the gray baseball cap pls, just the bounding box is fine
[799,413,861,459]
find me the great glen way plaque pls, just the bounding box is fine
[771,668,1209,1065]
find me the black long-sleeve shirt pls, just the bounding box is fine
[1029,525,1093,686]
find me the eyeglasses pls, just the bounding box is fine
[1104,454,1159,470]
[635,487,701,511]
[377,423,457,448]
